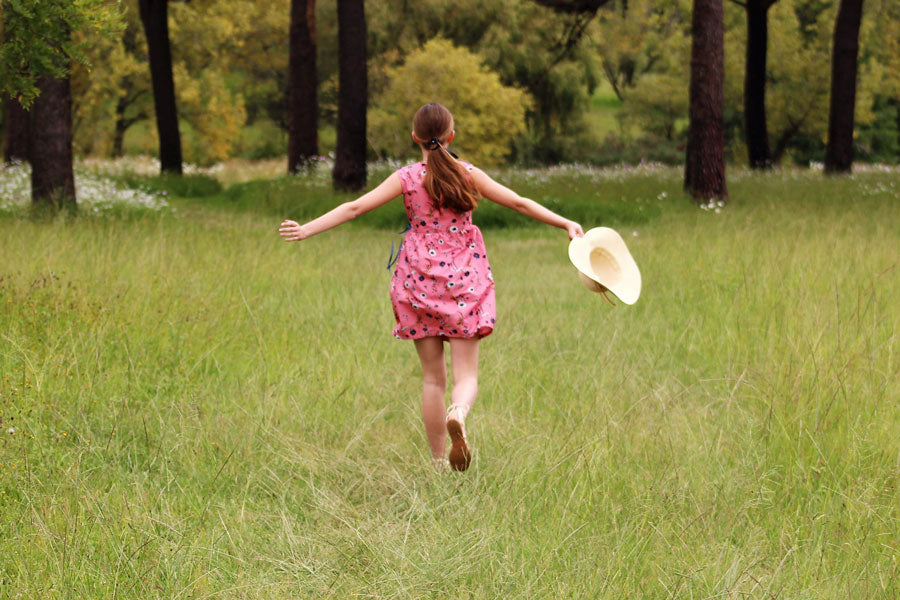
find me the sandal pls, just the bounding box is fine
[446,405,472,472]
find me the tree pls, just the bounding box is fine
[730,0,778,168]
[3,97,29,163]
[72,0,250,163]
[0,0,120,209]
[288,0,319,172]
[824,0,864,173]
[685,0,728,201]
[865,0,900,160]
[138,0,183,174]
[593,0,691,101]
[358,0,612,162]
[29,75,76,211]
[332,0,367,191]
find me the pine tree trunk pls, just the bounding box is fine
[824,0,864,173]
[4,97,30,164]
[113,95,128,158]
[896,98,900,162]
[332,0,367,191]
[685,0,728,202]
[288,0,319,173]
[139,0,183,174]
[29,75,76,211]
[744,0,773,169]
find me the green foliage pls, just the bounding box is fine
[357,0,606,161]
[141,163,667,230]
[0,0,123,107]
[856,97,900,163]
[368,38,531,165]
[591,0,692,101]
[618,73,689,140]
[112,172,223,198]
[71,0,250,164]
[11,0,900,166]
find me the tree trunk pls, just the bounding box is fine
[112,95,129,158]
[824,0,864,173]
[139,0,183,174]
[685,0,728,201]
[896,98,900,162]
[4,97,30,163]
[288,0,319,173]
[29,75,76,211]
[332,0,367,191]
[744,0,774,169]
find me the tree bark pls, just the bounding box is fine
[685,0,728,201]
[332,0,367,191]
[896,98,900,162]
[4,97,30,163]
[744,0,775,169]
[288,0,319,173]
[29,75,76,211]
[113,95,129,158]
[824,0,864,173]
[139,0,183,174]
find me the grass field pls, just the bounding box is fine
[2,165,899,598]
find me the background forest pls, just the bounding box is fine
[7,0,899,169]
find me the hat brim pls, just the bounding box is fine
[568,227,641,304]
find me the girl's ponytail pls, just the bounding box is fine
[413,104,480,214]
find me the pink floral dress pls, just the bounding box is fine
[390,162,496,340]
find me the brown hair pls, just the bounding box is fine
[413,103,480,214]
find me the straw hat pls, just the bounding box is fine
[568,227,641,305]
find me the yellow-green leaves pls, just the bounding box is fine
[368,38,531,166]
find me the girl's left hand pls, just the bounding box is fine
[279,219,306,242]
[565,220,584,240]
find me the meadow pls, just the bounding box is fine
[1,162,899,598]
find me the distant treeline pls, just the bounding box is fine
[3,0,898,167]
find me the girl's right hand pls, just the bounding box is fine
[279,219,306,242]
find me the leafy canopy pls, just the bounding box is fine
[0,0,122,107]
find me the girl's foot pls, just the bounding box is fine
[446,405,472,471]
[432,457,450,473]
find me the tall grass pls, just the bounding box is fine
[1,167,898,598]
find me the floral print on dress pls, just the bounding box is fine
[389,162,497,340]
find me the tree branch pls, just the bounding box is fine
[533,0,614,15]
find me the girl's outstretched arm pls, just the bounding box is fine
[469,167,583,240]
[279,172,403,241]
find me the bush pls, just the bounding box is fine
[586,135,684,167]
[368,38,532,166]
[198,164,667,230]
[116,173,223,198]
[237,119,288,160]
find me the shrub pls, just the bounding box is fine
[368,38,531,165]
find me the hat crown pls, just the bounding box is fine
[590,247,622,285]
[568,227,641,305]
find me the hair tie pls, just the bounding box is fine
[427,138,440,150]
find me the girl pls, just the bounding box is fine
[279,103,583,472]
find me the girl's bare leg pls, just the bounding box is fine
[448,338,479,418]
[446,338,479,470]
[413,337,448,461]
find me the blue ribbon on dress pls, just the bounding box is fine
[387,224,412,272]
